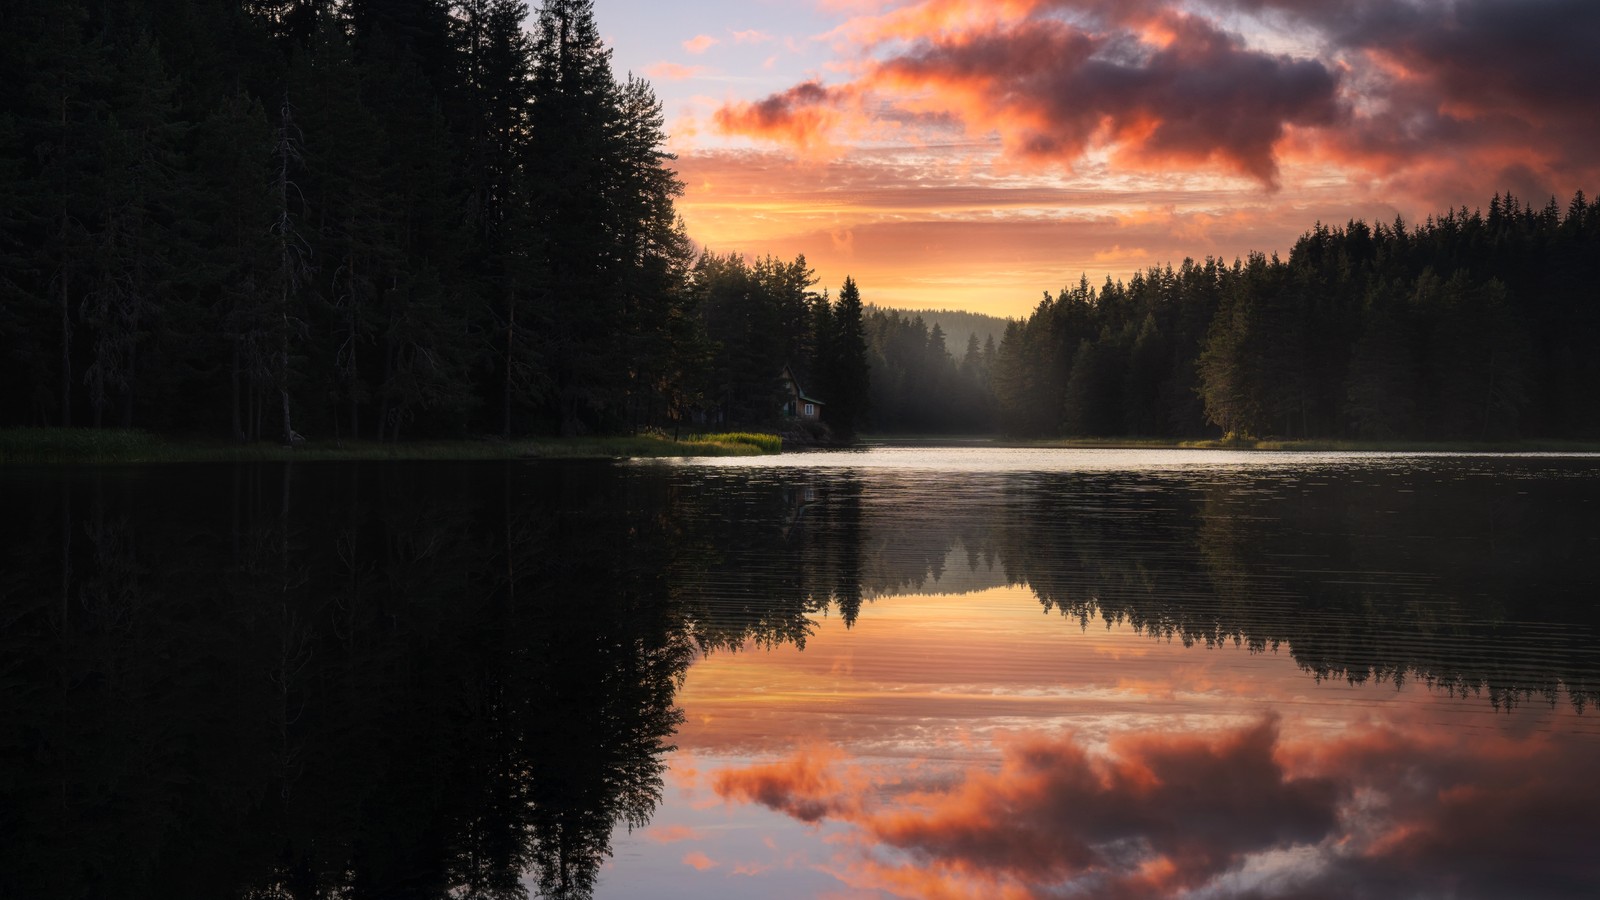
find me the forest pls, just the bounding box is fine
[4,5,1596,444]
[993,193,1600,441]
[0,0,871,442]
[863,307,998,434]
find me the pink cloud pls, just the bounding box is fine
[709,0,1597,204]
[647,62,710,81]
[721,7,1340,188]
[706,715,1600,898]
[712,81,864,153]
[712,744,858,823]
[682,850,720,871]
[647,824,706,843]
[683,34,720,54]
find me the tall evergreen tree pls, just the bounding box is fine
[268,91,310,443]
[527,0,619,434]
[189,91,277,439]
[822,276,869,437]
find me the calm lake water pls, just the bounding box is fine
[3,448,1599,899]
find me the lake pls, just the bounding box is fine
[3,448,1598,899]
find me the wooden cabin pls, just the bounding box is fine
[780,365,824,421]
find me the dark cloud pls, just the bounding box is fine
[1229,0,1600,199]
[713,0,1599,203]
[864,717,1341,894]
[712,745,856,823]
[1293,728,1600,900]
[878,12,1343,186]
[712,80,857,150]
[716,6,1342,188]
[710,716,1600,898]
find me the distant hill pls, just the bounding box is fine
[866,305,1013,356]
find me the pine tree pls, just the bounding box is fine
[268,91,311,443]
[189,91,277,439]
[1344,282,1418,439]
[528,0,619,434]
[4,1,111,426]
[445,2,540,434]
[609,74,694,433]
[823,276,870,438]
[82,34,188,428]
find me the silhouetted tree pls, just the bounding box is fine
[820,276,869,437]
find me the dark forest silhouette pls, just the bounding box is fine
[6,6,1594,442]
[0,1,870,441]
[992,193,1600,440]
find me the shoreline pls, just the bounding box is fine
[7,428,1600,465]
[864,435,1600,454]
[0,428,780,465]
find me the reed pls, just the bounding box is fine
[687,432,784,453]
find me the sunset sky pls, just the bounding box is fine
[593,0,1599,316]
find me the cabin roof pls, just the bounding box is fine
[782,365,825,405]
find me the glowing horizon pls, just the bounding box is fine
[598,0,1600,317]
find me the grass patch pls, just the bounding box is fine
[0,428,782,464]
[0,427,174,464]
[686,431,784,453]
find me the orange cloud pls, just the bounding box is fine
[723,3,1342,188]
[881,12,1342,188]
[712,743,856,823]
[862,717,1339,894]
[712,81,865,153]
[703,715,1600,898]
[732,29,774,44]
[707,0,1596,214]
[827,0,1045,45]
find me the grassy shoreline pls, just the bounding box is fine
[0,428,780,465]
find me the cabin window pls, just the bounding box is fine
[804,403,815,417]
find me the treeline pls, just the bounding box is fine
[0,0,870,441]
[864,305,1008,358]
[865,309,996,433]
[691,253,868,437]
[995,192,1600,440]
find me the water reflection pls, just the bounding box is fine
[1,453,1597,898]
[1,464,692,900]
[699,712,1600,899]
[681,454,1600,710]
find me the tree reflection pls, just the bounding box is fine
[2,463,695,900]
[942,466,1600,711]
[2,458,1597,898]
